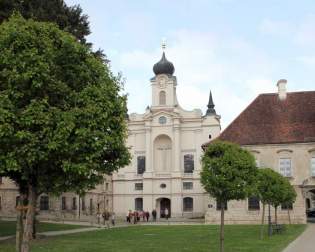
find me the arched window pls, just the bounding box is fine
[159,91,166,105]
[135,198,143,211]
[183,197,193,212]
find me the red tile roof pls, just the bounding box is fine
[207,91,315,146]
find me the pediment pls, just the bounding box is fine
[143,109,181,120]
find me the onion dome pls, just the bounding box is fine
[153,52,175,76]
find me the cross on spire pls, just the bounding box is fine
[161,38,166,51]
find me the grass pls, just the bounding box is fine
[0,224,306,252]
[0,220,87,237]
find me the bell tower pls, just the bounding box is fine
[151,41,178,109]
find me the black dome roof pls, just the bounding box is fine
[153,52,175,76]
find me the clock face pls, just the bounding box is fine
[159,77,166,88]
[159,116,167,124]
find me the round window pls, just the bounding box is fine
[160,183,166,189]
[159,116,167,124]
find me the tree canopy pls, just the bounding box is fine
[257,168,296,208]
[0,0,89,43]
[201,141,258,202]
[0,14,130,195]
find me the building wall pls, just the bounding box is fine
[205,142,315,224]
[112,73,221,218]
[0,175,112,220]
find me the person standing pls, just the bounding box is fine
[103,210,110,228]
[111,212,116,226]
[97,212,101,227]
[152,209,157,222]
[165,208,169,220]
[145,211,150,222]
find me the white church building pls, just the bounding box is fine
[112,48,221,218]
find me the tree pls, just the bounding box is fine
[256,168,281,238]
[201,141,257,252]
[256,168,296,238]
[0,0,106,61]
[0,15,130,252]
[282,178,297,225]
[0,0,89,42]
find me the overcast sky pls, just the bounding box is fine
[66,0,315,128]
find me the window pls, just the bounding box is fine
[61,197,66,210]
[0,196,2,210]
[16,196,20,207]
[255,159,260,168]
[311,157,315,177]
[248,196,260,210]
[183,182,193,190]
[72,197,77,210]
[184,154,194,173]
[135,183,143,191]
[160,183,166,189]
[89,198,93,215]
[106,199,109,207]
[183,197,193,212]
[137,156,146,174]
[281,202,293,210]
[135,198,143,211]
[105,183,109,190]
[216,199,227,211]
[81,197,86,211]
[40,196,49,210]
[159,116,167,124]
[279,158,292,177]
[0,176,2,184]
[159,91,166,105]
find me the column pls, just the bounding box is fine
[173,119,181,173]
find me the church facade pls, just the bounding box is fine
[112,51,221,218]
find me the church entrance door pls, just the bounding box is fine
[159,198,171,218]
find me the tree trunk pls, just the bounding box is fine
[260,203,265,239]
[274,206,278,224]
[287,209,291,224]
[21,184,36,252]
[220,201,225,252]
[16,195,25,252]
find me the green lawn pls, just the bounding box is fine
[0,220,86,237]
[0,224,306,252]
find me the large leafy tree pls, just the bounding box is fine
[0,0,89,42]
[201,141,257,252]
[0,0,106,60]
[0,15,130,252]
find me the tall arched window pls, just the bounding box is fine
[183,197,193,212]
[159,91,166,105]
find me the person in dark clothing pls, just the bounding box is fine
[133,211,138,224]
[152,209,157,221]
[145,211,150,222]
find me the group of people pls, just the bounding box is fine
[96,210,115,228]
[126,208,169,223]
[126,210,152,224]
